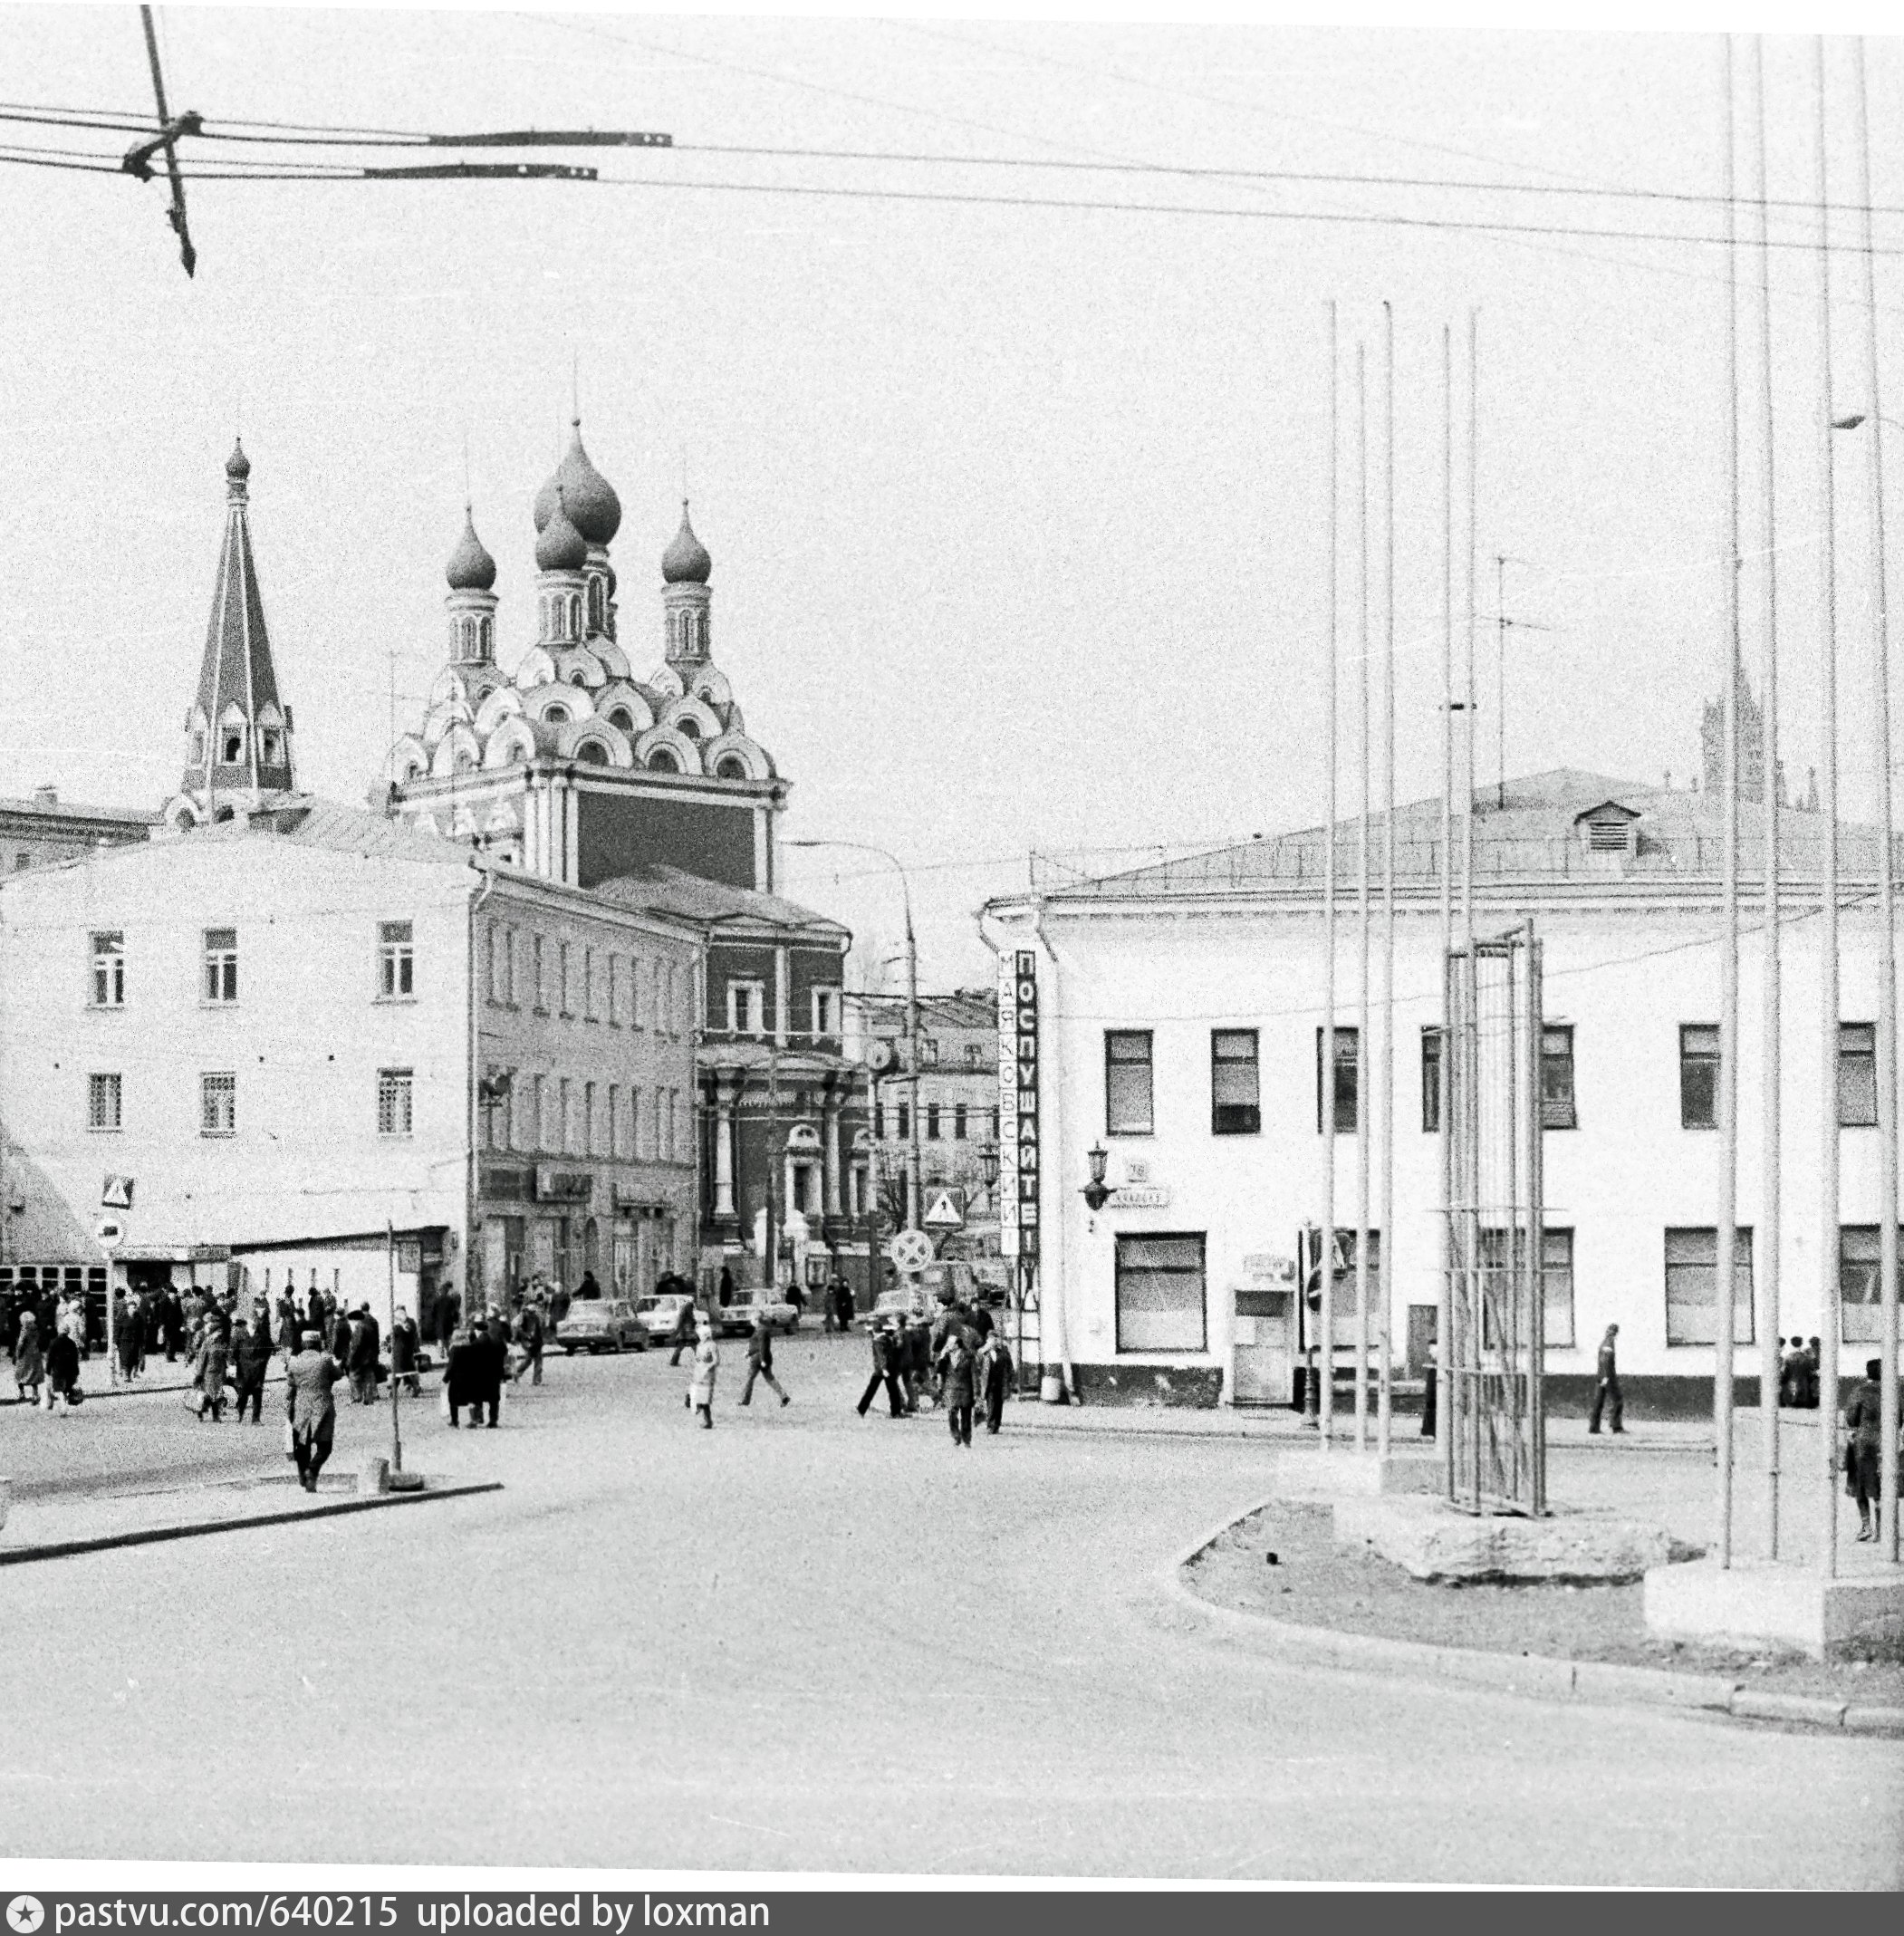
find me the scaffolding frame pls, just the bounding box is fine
[1443,920,1548,1517]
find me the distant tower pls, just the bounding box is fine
[1701,651,1766,799]
[164,441,295,827]
[533,488,591,647]
[662,500,714,669]
[534,418,621,641]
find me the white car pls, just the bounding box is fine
[558,1299,648,1353]
[716,1293,797,1338]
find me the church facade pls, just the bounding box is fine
[382,423,872,1297]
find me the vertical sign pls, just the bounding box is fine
[997,947,1020,1259]
[1011,950,1039,1301]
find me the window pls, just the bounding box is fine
[1315,1026,1359,1133]
[896,1103,911,1141]
[728,979,766,1036]
[560,1077,574,1154]
[954,1104,968,1141]
[607,1083,622,1160]
[260,729,282,766]
[533,935,548,1011]
[927,1104,942,1141]
[201,1071,236,1136]
[1115,1233,1207,1353]
[505,928,519,1007]
[813,987,841,1039]
[1211,1029,1260,1135]
[1477,1228,1575,1350]
[1679,1025,1719,1130]
[222,727,245,764]
[1106,1030,1155,1136]
[584,1080,598,1155]
[378,1068,414,1137]
[203,929,237,1004]
[486,923,502,1005]
[873,1103,886,1141]
[583,949,599,1022]
[965,1043,986,1069]
[13,853,28,872]
[1839,1023,1879,1127]
[630,1084,643,1160]
[920,1038,939,1067]
[1664,1226,1755,1345]
[1837,1227,1904,1343]
[631,953,647,1028]
[607,953,622,1026]
[88,1073,121,1132]
[91,931,125,1008]
[379,920,414,999]
[559,943,573,1016]
[1541,1026,1576,1129]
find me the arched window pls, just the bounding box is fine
[648,748,679,775]
[677,718,701,741]
[544,705,569,726]
[608,708,633,732]
[506,739,528,766]
[222,727,245,764]
[577,740,609,766]
[716,756,747,781]
[569,671,586,689]
[589,579,604,631]
[260,730,282,766]
[480,616,493,655]
[567,593,582,637]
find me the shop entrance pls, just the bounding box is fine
[1232,1285,1295,1406]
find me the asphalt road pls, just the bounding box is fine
[2,1333,1899,1884]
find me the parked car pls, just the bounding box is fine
[558,1299,648,1353]
[871,1285,930,1325]
[636,1292,697,1350]
[715,1291,797,1338]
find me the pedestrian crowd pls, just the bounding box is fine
[855,1291,1013,1447]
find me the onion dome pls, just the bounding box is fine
[533,419,621,546]
[446,507,497,592]
[662,500,712,584]
[535,490,589,573]
[225,439,251,496]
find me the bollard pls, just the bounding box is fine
[358,1456,390,1496]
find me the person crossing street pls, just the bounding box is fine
[1588,1324,1624,1435]
[739,1311,791,1409]
[856,1318,907,1419]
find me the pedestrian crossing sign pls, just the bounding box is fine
[922,1190,964,1229]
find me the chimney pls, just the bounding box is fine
[32,785,57,806]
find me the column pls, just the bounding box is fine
[823,1093,843,1219]
[714,1075,736,1219]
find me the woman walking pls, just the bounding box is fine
[12,1308,44,1405]
[44,1322,82,1411]
[688,1315,719,1430]
[284,1329,341,1492]
[115,1291,143,1384]
[195,1300,231,1421]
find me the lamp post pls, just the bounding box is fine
[979,1141,1000,1222]
[1082,1143,1112,1215]
[785,839,923,1238]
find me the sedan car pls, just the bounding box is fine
[716,1293,798,1337]
[636,1292,697,1349]
[557,1298,648,1353]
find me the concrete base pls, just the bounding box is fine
[388,1469,426,1493]
[1335,1492,1675,1582]
[1644,1557,1904,1661]
[357,1457,390,1496]
[1274,1446,1443,1502]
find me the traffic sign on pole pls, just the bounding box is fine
[887,1228,933,1275]
[921,1189,965,1229]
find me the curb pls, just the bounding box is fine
[0,1478,504,1566]
[1156,1492,1904,1739]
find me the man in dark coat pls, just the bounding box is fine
[232,1310,274,1422]
[739,1313,790,1408]
[512,1299,545,1385]
[575,1270,601,1303]
[718,1266,736,1309]
[390,1306,421,1395]
[275,1292,300,1355]
[347,1304,380,1404]
[977,1331,1014,1434]
[1588,1324,1624,1434]
[195,1300,232,1421]
[435,1286,462,1353]
[284,1330,340,1491]
[328,1305,353,1375]
[1845,1359,1887,1542]
[938,1329,976,1448]
[444,1325,483,1428]
[856,1320,907,1419]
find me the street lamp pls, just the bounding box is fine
[978,1141,999,1215]
[1082,1142,1112,1214]
[785,837,924,1235]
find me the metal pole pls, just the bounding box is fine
[1356,338,1373,1455]
[866,1060,880,1327]
[1438,322,1455,1462]
[1321,299,1339,1442]
[1495,555,1507,810]
[1715,30,1742,1571]
[905,886,923,1235]
[387,1218,401,1475]
[1380,299,1397,1460]
[1852,35,1899,1562]
[1752,31,1784,1562]
[1813,34,1842,1580]
[1527,926,1547,1516]
[1464,311,1478,941]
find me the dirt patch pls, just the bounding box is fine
[1187,1504,1904,1709]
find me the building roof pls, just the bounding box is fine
[186,796,487,866]
[0,791,159,830]
[1023,767,1900,904]
[856,988,997,1031]
[591,862,849,939]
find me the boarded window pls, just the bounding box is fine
[1114,1233,1207,1353]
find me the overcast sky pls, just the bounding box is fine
[2,7,1898,986]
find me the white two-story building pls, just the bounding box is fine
[983,767,1901,1418]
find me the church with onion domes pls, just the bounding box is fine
[384,419,782,893]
